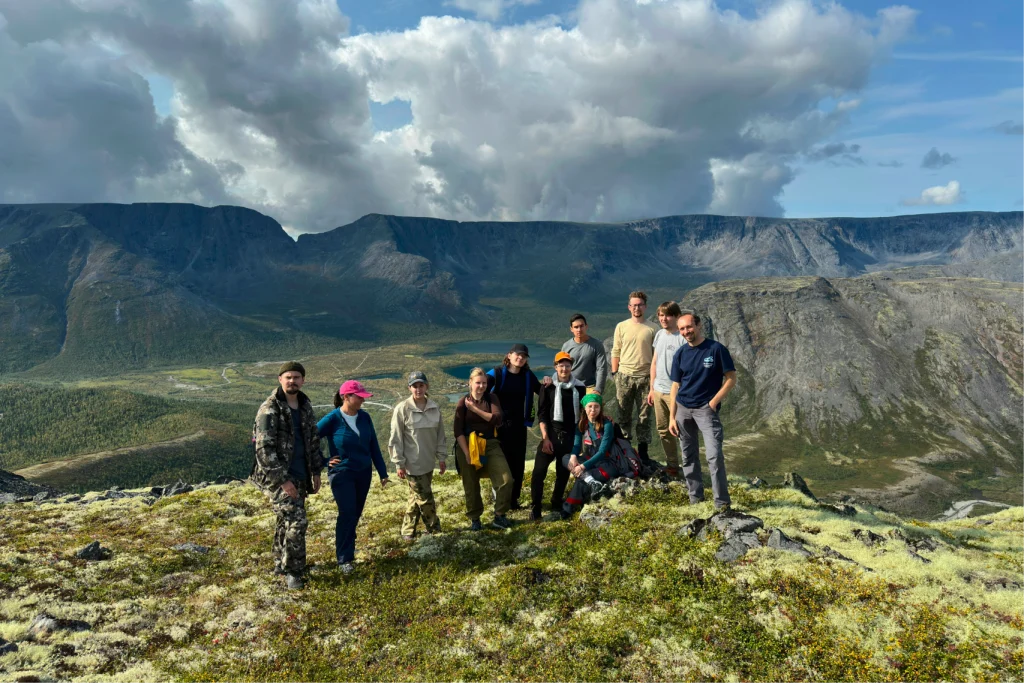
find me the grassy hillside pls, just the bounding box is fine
[0,473,1020,681]
[0,385,259,492]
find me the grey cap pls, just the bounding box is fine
[408,371,428,386]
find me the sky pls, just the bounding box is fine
[0,0,1020,234]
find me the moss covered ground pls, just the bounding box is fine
[1,471,1021,682]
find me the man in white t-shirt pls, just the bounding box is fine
[647,301,683,476]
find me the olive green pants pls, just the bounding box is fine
[459,439,513,520]
[402,472,441,536]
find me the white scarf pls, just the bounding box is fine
[552,375,584,424]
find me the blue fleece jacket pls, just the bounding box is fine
[571,417,615,469]
[317,408,389,479]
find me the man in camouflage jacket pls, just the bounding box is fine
[251,361,323,589]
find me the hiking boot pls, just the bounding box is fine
[492,515,512,530]
[285,573,304,590]
[588,480,606,500]
[470,519,483,532]
[665,467,679,479]
[272,564,286,576]
[529,510,542,522]
[338,562,355,575]
[714,503,732,514]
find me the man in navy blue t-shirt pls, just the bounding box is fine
[668,313,737,510]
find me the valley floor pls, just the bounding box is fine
[0,469,1021,682]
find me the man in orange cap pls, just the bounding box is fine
[530,351,586,521]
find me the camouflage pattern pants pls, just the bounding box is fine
[402,472,441,536]
[615,373,652,445]
[267,480,308,575]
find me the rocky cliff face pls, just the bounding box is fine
[0,203,1020,373]
[681,273,1023,514]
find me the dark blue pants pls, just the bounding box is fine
[330,468,372,565]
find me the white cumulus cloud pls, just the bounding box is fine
[0,0,917,232]
[901,180,964,206]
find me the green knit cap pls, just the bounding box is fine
[278,361,306,377]
[580,393,603,408]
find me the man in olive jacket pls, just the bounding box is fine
[251,361,323,589]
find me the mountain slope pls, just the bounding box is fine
[681,274,1023,514]
[0,203,1020,374]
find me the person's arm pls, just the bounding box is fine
[454,400,470,457]
[570,429,583,456]
[610,324,621,374]
[594,341,608,393]
[435,407,447,473]
[366,416,390,482]
[647,349,658,405]
[466,394,502,424]
[254,405,287,489]
[709,371,737,410]
[316,412,334,468]
[537,385,553,437]
[582,421,615,469]
[667,348,684,436]
[388,403,407,472]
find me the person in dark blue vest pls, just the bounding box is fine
[486,343,542,511]
[318,380,392,575]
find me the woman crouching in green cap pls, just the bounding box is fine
[561,393,630,517]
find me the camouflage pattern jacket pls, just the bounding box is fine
[250,388,324,492]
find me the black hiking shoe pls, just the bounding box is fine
[492,515,512,530]
[470,518,482,531]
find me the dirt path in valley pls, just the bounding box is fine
[14,430,207,480]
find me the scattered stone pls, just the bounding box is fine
[194,482,209,490]
[906,548,931,564]
[172,542,210,554]
[150,486,164,497]
[606,478,638,498]
[975,519,994,527]
[0,493,17,505]
[852,528,886,547]
[163,481,193,497]
[0,637,18,655]
[748,477,769,489]
[213,475,243,485]
[819,503,857,517]
[29,613,91,638]
[33,491,51,503]
[62,495,82,503]
[715,532,762,563]
[678,518,707,539]
[783,472,818,502]
[579,507,621,531]
[74,541,111,561]
[820,546,855,563]
[700,510,764,539]
[766,528,812,557]
[14,675,41,683]
[100,489,131,500]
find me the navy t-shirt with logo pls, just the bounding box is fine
[669,339,735,409]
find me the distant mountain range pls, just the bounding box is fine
[0,203,1020,373]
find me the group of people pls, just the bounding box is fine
[250,290,736,590]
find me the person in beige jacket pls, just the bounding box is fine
[389,371,448,540]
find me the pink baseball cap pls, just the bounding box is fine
[338,380,373,398]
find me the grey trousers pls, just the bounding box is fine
[675,403,730,507]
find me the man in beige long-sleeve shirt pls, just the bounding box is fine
[389,371,447,540]
[611,290,658,461]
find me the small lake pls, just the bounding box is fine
[427,339,561,360]
[429,339,561,380]
[444,363,553,381]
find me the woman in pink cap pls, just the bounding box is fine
[317,379,392,574]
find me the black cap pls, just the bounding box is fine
[509,343,530,357]
[408,371,428,386]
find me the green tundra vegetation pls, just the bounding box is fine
[0,475,1020,681]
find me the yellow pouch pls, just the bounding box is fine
[468,432,486,470]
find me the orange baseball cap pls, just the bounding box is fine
[554,351,573,364]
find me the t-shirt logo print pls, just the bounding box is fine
[703,356,714,369]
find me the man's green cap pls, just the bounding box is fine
[278,361,306,377]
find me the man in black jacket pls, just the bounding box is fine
[530,352,586,521]
[250,361,324,590]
